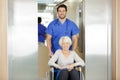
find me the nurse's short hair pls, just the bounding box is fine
[57,4,67,12]
[59,36,72,47]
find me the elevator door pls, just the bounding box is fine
[84,0,111,80]
[8,0,38,80]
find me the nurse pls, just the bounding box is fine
[46,4,80,57]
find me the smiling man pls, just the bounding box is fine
[46,4,80,57]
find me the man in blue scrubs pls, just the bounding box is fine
[38,17,46,45]
[46,4,80,57]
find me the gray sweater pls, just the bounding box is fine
[48,49,85,68]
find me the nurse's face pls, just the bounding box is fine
[57,7,67,19]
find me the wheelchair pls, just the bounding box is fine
[46,65,85,80]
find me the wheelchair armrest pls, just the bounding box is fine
[50,65,82,68]
[50,66,55,72]
[76,65,82,67]
[50,66,55,70]
[75,65,83,71]
[48,66,54,80]
[50,66,55,68]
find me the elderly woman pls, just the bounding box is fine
[48,36,85,80]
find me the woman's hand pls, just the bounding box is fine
[66,64,76,71]
[56,64,76,70]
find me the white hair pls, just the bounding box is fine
[59,36,72,47]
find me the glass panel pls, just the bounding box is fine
[84,0,112,80]
[8,0,38,80]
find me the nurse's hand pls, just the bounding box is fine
[48,51,53,58]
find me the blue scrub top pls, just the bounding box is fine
[38,24,46,43]
[46,18,80,53]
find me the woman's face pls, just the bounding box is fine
[61,40,70,51]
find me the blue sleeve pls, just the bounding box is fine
[46,23,53,36]
[71,22,80,36]
[38,24,46,35]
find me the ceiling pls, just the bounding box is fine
[37,0,82,12]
